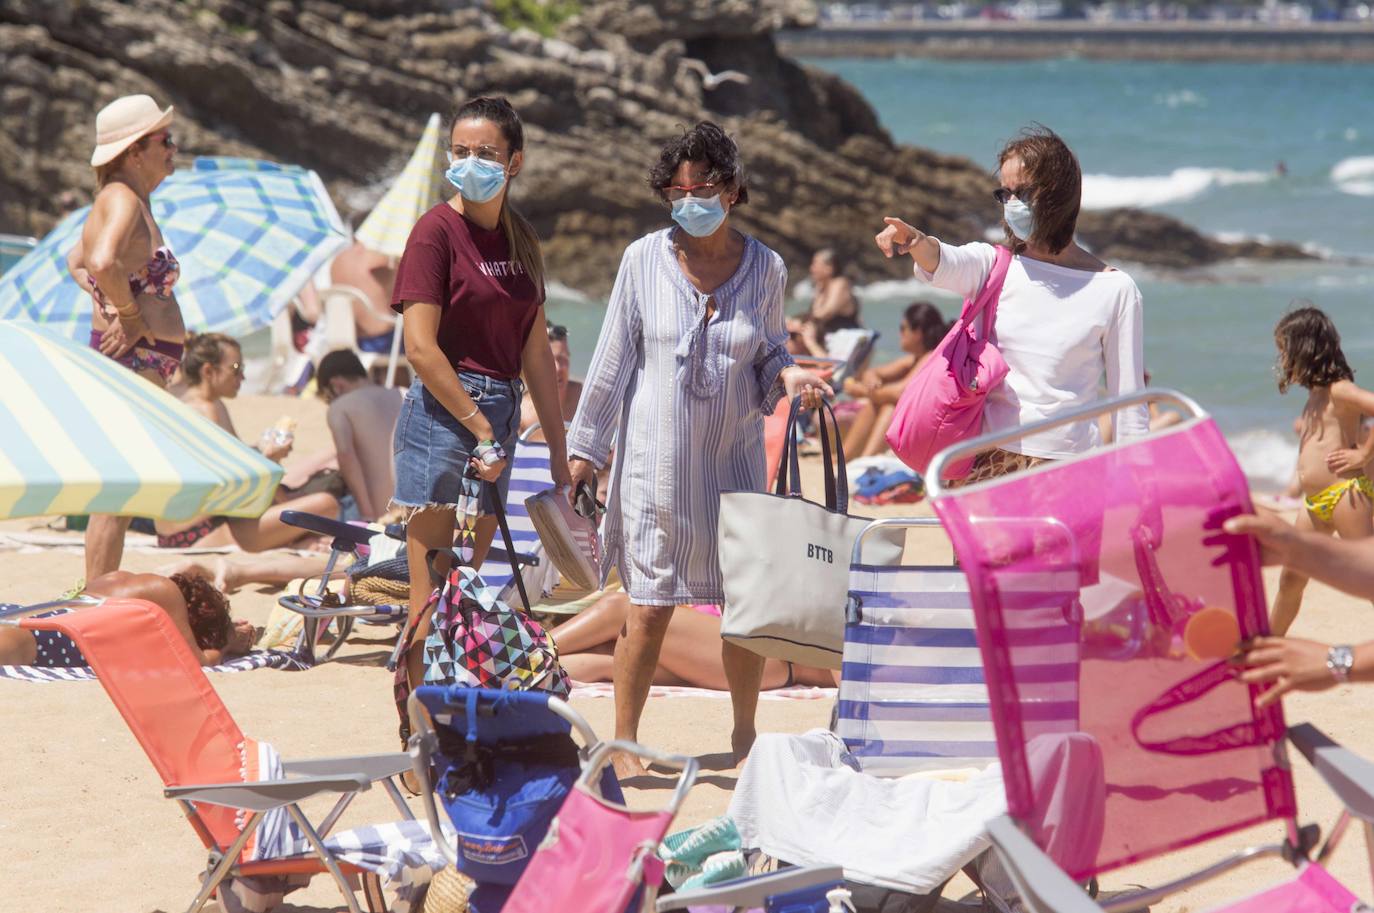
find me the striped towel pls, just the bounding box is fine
[223,741,447,913]
[0,649,309,683]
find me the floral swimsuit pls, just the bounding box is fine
[87,246,184,382]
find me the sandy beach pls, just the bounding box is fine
[2,392,1371,912]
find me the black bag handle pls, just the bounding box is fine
[773,395,850,513]
[423,467,534,615]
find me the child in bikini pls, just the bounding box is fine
[1270,306,1374,634]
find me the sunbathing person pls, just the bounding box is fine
[0,571,253,667]
[837,301,946,460]
[154,333,340,549]
[551,590,835,690]
[519,321,582,441]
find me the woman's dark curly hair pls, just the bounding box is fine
[648,121,748,206]
[1274,305,1354,394]
[170,572,232,650]
[182,332,240,385]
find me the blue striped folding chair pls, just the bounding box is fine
[837,517,997,777]
[837,516,1081,777]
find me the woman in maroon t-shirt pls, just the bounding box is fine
[390,96,572,705]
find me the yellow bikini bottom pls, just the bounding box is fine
[1305,475,1374,523]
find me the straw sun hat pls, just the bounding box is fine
[91,94,174,167]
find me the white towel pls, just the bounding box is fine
[727,729,1006,893]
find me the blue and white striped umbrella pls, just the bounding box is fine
[0,157,348,339]
[0,320,282,521]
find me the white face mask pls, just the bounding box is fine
[1003,198,1035,241]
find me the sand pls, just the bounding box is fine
[2,393,1371,912]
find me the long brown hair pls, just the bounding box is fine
[1274,305,1354,393]
[997,126,1081,256]
[451,97,545,294]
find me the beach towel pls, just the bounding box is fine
[728,729,1007,893]
[0,648,309,683]
[221,741,448,913]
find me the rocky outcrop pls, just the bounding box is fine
[0,0,1308,297]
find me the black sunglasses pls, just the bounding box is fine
[547,324,568,342]
[992,185,1034,205]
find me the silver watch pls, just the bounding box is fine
[1327,644,1355,683]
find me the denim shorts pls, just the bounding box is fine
[392,372,523,516]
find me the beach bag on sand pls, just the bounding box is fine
[886,245,1012,481]
[719,397,904,669]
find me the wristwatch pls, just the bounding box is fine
[1327,644,1355,683]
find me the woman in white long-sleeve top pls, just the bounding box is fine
[875,126,1147,484]
[566,122,831,773]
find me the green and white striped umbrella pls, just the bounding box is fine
[0,320,282,520]
[0,157,348,339]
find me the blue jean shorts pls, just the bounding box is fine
[392,372,523,516]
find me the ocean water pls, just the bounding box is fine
[242,60,1372,491]
[543,59,1374,491]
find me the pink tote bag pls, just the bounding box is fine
[886,245,1013,480]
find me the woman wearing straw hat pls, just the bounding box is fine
[66,94,187,579]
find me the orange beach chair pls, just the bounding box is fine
[17,598,427,913]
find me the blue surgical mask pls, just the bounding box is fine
[671,194,727,238]
[445,155,508,203]
[1003,198,1035,241]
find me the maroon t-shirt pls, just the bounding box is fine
[391,203,543,379]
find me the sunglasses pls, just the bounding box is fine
[992,185,1034,205]
[663,181,723,202]
[227,361,244,378]
[547,324,568,342]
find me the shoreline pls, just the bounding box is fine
[779,21,1374,61]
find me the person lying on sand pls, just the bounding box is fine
[551,590,835,691]
[0,571,253,667]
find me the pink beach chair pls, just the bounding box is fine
[927,388,1374,913]
[9,598,435,913]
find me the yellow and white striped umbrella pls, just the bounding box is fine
[0,321,282,520]
[354,112,445,258]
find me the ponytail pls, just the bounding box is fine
[498,196,545,296]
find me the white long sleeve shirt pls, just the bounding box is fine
[917,241,1147,459]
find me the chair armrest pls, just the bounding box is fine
[655,865,844,911]
[1289,723,1374,822]
[281,511,375,547]
[164,773,372,812]
[277,595,404,619]
[985,816,1104,913]
[282,752,411,782]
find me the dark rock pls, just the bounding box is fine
[0,0,1310,297]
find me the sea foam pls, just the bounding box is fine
[1228,427,1298,494]
[1332,156,1374,197]
[1081,167,1272,210]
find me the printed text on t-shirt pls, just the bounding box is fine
[478,260,526,278]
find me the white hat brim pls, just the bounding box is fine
[90,105,175,168]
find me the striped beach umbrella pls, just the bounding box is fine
[0,320,282,521]
[354,113,445,259]
[0,157,349,339]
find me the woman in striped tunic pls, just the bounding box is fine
[567,123,831,773]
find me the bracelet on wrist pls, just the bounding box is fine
[473,438,507,467]
[457,404,480,422]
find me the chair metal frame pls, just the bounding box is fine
[926,388,1374,912]
[4,598,418,913]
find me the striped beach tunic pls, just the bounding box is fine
[567,228,794,606]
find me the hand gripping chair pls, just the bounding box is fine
[10,598,431,913]
[927,389,1374,913]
